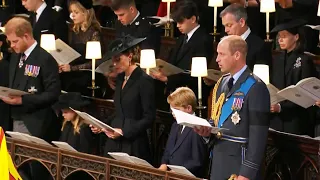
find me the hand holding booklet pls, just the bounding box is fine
[70,108,123,136]
[170,108,228,134]
[0,86,29,98]
[167,165,195,177]
[108,152,153,168]
[267,77,320,108]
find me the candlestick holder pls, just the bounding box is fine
[164,21,174,38]
[196,98,207,118]
[0,0,8,8]
[210,26,220,42]
[265,32,273,42]
[88,80,100,97]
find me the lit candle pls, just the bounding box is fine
[266,12,269,33]
[198,76,202,100]
[167,2,170,21]
[92,59,95,80]
[2,0,5,6]
[214,6,217,27]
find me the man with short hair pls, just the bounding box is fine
[195,35,270,180]
[109,0,161,55]
[1,17,61,141]
[219,3,271,71]
[151,0,213,110]
[21,0,68,43]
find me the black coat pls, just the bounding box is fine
[103,67,156,162]
[209,68,270,180]
[115,14,161,56]
[30,5,68,43]
[59,122,94,154]
[270,50,317,135]
[0,59,11,131]
[9,45,61,141]
[245,32,272,71]
[166,27,213,107]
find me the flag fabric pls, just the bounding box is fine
[0,127,22,180]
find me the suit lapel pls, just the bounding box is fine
[9,54,19,88]
[285,51,299,76]
[227,68,251,98]
[170,127,192,154]
[170,37,184,65]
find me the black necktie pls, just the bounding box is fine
[31,12,37,26]
[227,77,234,91]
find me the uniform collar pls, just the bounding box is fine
[231,65,248,85]
[129,11,140,25]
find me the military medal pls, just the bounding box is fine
[28,86,38,94]
[231,111,241,125]
[24,64,40,77]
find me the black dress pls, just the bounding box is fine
[59,121,94,154]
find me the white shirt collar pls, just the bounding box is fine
[129,11,140,25]
[36,2,47,22]
[231,65,248,85]
[240,28,251,40]
[186,25,200,42]
[24,41,38,59]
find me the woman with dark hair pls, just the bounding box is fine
[270,18,317,135]
[91,36,156,162]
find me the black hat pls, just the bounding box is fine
[102,35,146,61]
[73,0,93,9]
[53,92,90,111]
[271,18,307,34]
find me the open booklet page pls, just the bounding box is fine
[0,86,29,98]
[167,165,195,177]
[95,60,114,74]
[170,108,228,134]
[50,39,81,65]
[6,131,52,146]
[70,108,123,135]
[277,77,320,108]
[206,69,225,81]
[108,152,153,167]
[52,141,77,152]
[149,59,184,76]
[269,128,320,141]
[266,84,285,105]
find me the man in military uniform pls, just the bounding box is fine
[195,35,270,180]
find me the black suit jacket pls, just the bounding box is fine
[166,27,213,107]
[245,32,272,71]
[115,14,161,56]
[103,67,156,162]
[210,68,270,180]
[0,59,11,131]
[270,50,317,135]
[30,5,68,43]
[9,45,61,141]
[162,122,208,178]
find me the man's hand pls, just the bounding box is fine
[270,103,281,113]
[102,128,123,139]
[158,164,168,171]
[147,16,174,27]
[90,124,102,134]
[0,95,22,105]
[59,64,71,72]
[150,70,168,82]
[236,176,249,180]
[193,126,212,137]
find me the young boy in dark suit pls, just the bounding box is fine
[159,87,208,178]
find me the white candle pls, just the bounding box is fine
[214,6,217,27]
[167,2,170,21]
[92,59,95,80]
[146,68,150,75]
[266,12,269,33]
[198,76,202,100]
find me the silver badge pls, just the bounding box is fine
[294,57,301,69]
[231,111,241,125]
[28,86,38,94]
[135,21,140,26]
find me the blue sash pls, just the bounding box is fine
[218,77,256,128]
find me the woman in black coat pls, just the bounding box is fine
[91,36,156,163]
[270,19,317,135]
